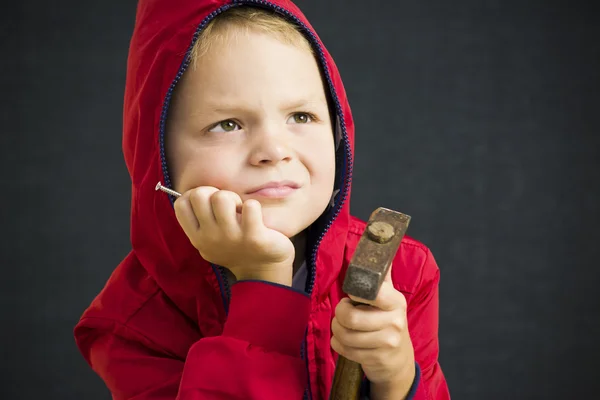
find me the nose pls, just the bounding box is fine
[248,125,293,166]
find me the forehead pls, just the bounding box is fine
[181,29,327,105]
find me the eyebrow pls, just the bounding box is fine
[191,97,328,118]
[279,98,328,112]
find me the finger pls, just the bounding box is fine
[330,336,390,367]
[173,194,200,233]
[332,318,403,350]
[188,186,219,229]
[348,281,406,312]
[241,199,263,237]
[331,317,380,349]
[331,336,356,361]
[210,190,243,233]
[335,298,391,331]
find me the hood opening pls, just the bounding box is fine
[157,1,352,296]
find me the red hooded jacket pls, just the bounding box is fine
[74,1,450,399]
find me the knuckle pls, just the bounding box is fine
[339,315,352,330]
[217,190,241,207]
[393,315,406,331]
[334,301,346,316]
[385,334,401,349]
[333,327,348,345]
[221,189,238,200]
[345,310,360,329]
[336,309,349,328]
[190,188,209,203]
[331,318,339,334]
[398,293,407,309]
[246,198,259,208]
[334,341,348,357]
[188,191,200,205]
[210,190,228,205]
[331,338,344,356]
[335,303,351,325]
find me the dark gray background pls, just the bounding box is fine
[2,0,599,399]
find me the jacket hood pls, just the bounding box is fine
[123,0,355,322]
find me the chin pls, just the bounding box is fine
[261,207,307,238]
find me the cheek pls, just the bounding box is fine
[174,147,238,192]
[301,134,336,213]
[308,136,336,189]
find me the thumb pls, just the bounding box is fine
[384,263,393,283]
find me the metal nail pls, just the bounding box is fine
[155,181,182,198]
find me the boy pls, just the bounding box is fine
[75,1,450,399]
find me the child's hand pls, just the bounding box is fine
[331,268,416,396]
[174,186,295,286]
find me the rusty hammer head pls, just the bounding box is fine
[342,208,411,301]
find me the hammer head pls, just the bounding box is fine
[342,208,410,301]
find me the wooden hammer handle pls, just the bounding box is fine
[330,354,363,400]
[330,298,364,400]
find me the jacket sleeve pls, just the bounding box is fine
[75,281,311,400]
[359,247,450,400]
[405,248,450,400]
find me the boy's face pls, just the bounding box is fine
[166,28,336,238]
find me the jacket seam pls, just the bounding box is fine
[123,286,163,325]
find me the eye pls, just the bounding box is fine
[287,112,314,124]
[208,120,241,133]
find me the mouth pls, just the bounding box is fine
[246,181,301,199]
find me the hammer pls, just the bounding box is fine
[329,207,411,400]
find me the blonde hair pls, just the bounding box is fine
[189,7,314,69]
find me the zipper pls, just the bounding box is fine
[211,264,231,315]
[220,266,232,313]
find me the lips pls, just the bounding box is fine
[246,181,301,198]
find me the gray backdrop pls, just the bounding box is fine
[2,0,599,399]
